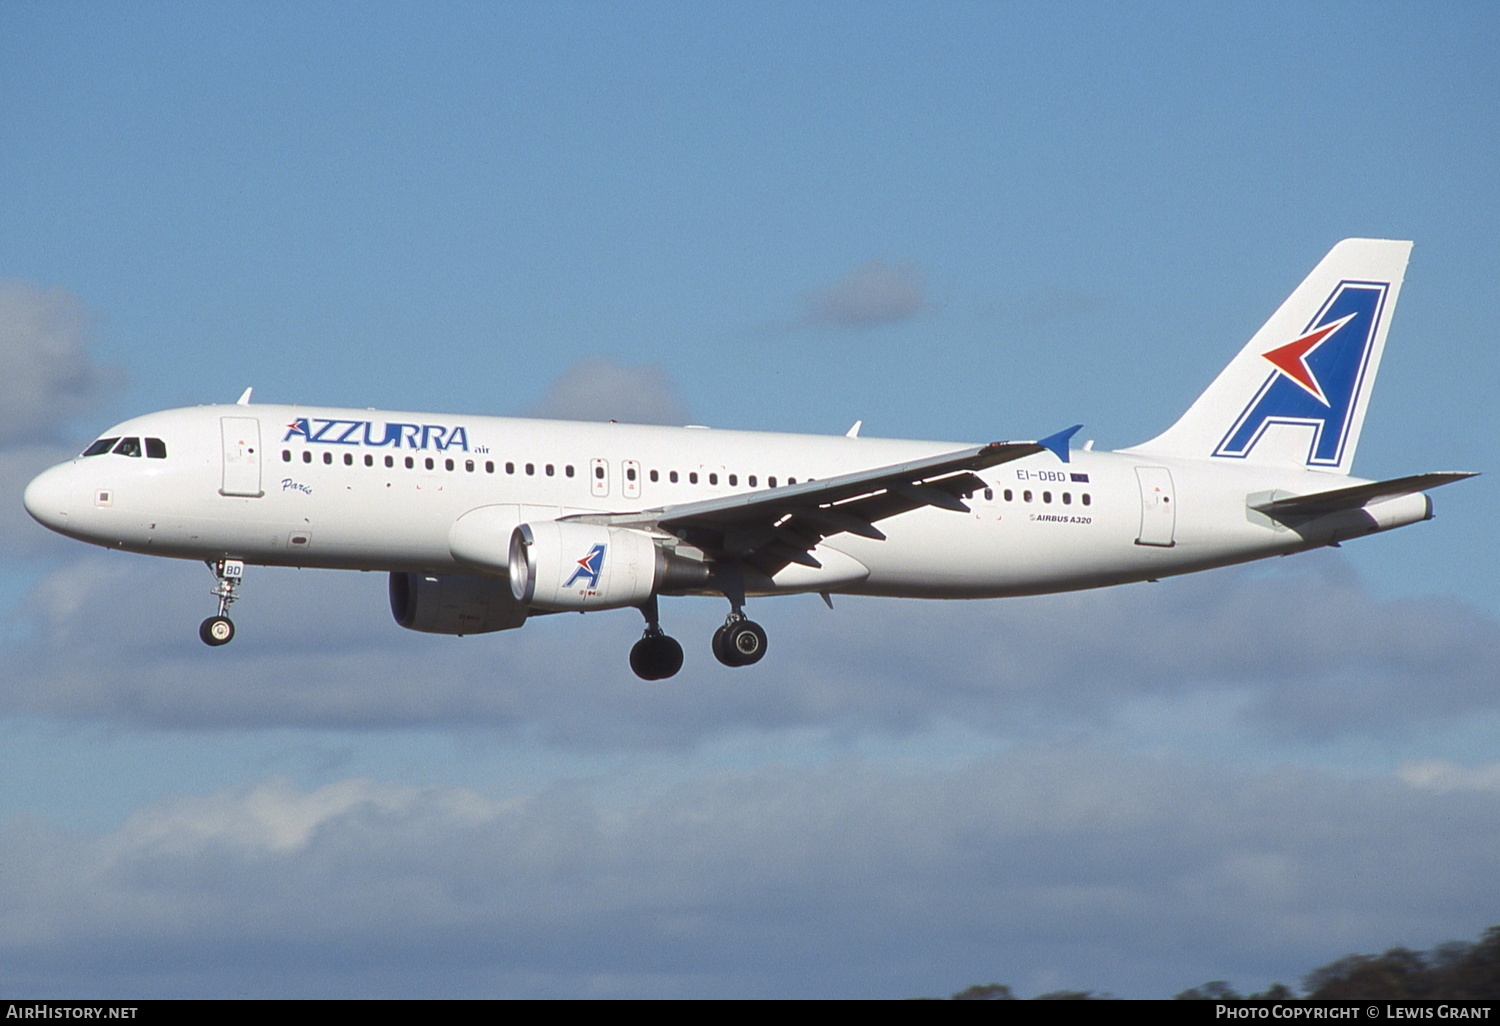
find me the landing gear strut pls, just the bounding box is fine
[712,612,767,667]
[630,596,684,680]
[200,558,244,647]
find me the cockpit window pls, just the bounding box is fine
[112,437,142,457]
[145,437,167,459]
[82,437,120,457]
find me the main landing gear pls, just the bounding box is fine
[712,613,767,668]
[627,597,769,680]
[199,558,244,647]
[630,596,684,680]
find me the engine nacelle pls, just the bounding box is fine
[508,521,661,612]
[389,572,530,635]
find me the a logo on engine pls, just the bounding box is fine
[564,543,606,590]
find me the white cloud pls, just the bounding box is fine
[1396,760,1500,793]
[3,544,1496,997]
[0,281,120,447]
[525,356,690,425]
[1,755,1496,997]
[3,550,1498,747]
[804,259,928,328]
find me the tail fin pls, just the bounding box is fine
[1127,239,1411,474]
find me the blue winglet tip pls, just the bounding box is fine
[1037,424,1083,464]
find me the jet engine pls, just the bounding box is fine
[508,521,659,611]
[509,521,711,611]
[389,572,530,635]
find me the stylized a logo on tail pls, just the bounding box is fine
[1214,280,1389,467]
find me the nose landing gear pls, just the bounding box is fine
[200,559,244,647]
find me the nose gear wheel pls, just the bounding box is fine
[200,559,244,647]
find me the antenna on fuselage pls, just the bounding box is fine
[236,388,253,406]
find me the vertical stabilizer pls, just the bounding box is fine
[1126,239,1411,474]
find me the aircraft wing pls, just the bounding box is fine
[564,434,1066,573]
[1249,471,1477,519]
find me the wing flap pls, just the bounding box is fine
[561,438,1052,571]
[657,440,1040,531]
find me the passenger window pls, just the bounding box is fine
[425,457,435,470]
[626,467,636,481]
[324,452,333,465]
[444,458,454,471]
[546,464,555,476]
[1082,494,1091,506]
[748,475,757,487]
[768,476,777,488]
[594,465,604,479]
[526,463,535,476]
[689,472,698,484]
[709,473,718,485]
[282,450,292,463]
[145,438,167,459]
[650,469,659,483]
[565,465,574,477]
[113,437,142,457]
[365,454,374,467]
[670,471,679,483]
[466,459,474,472]
[344,453,354,465]
[984,488,993,501]
[303,451,313,464]
[405,456,414,469]
[1063,493,1072,505]
[1043,491,1052,504]
[385,455,394,468]
[1004,489,1013,502]
[485,461,494,473]
[728,474,737,486]
[1024,490,1033,503]
[83,437,120,457]
[506,462,515,474]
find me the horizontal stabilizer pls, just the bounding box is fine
[1250,472,1476,518]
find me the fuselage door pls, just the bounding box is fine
[1134,466,1176,547]
[622,459,641,500]
[220,417,264,498]
[590,458,609,498]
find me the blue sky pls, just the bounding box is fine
[1,1,1497,999]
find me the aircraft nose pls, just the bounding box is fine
[23,464,76,533]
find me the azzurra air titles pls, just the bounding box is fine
[284,417,472,452]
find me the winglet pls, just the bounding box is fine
[1037,424,1083,464]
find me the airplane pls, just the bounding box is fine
[22,239,1474,680]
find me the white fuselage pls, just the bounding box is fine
[22,403,1422,601]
